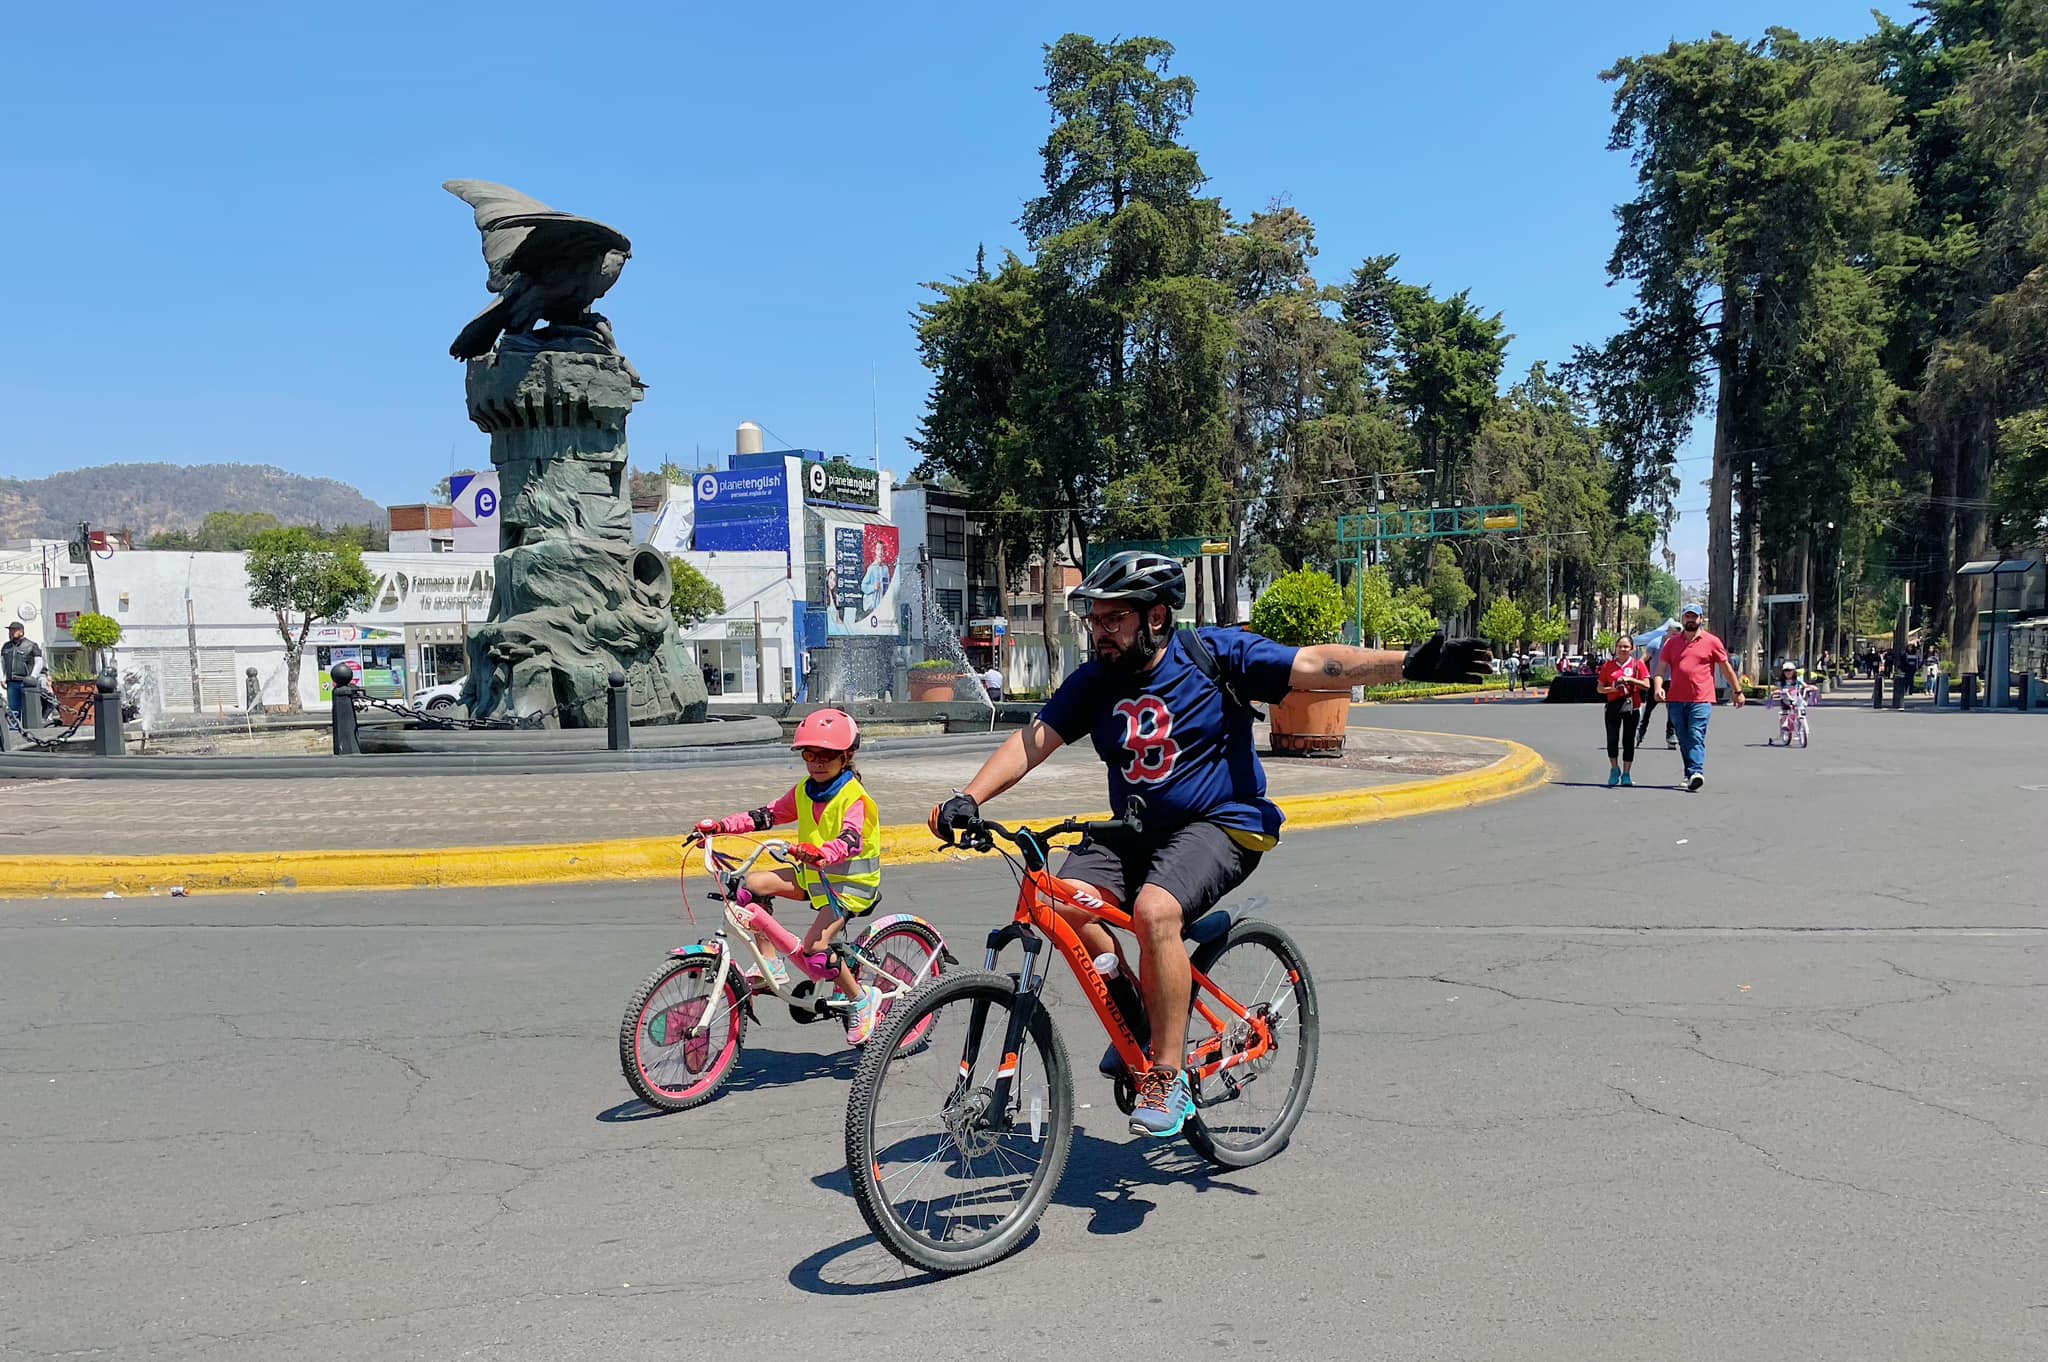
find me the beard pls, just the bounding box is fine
[1096,624,1161,674]
[1684,621,1702,632]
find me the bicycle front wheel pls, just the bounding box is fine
[619,953,746,1112]
[1185,918,1319,1169]
[844,971,1072,1274]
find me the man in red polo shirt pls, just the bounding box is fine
[1652,603,1745,791]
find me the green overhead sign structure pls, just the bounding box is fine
[1337,504,1527,642]
[1084,538,1231,570]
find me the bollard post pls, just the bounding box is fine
[93,670,124,757]
[606,669,630,750]
[245,667,260,711]
[1961,674,1977,711]
[2020,676,2032,712]
[330,662,361,756]
[1872,673,1884,710]
[0,705,18,753]
[1892,673,1907,709]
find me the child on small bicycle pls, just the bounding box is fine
[693,708,887,1044]
[1771,661,1814,711]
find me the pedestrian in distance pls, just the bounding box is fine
[1598,634,1651,787]
[981,664,1004,703]
[3,621,46,725]
[1651,604,1745,791]
[1637,619,1679,749]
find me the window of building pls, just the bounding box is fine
[935,588,965,628]
[927,513,967,560]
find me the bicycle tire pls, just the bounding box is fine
[844,971,1073,1274]
[618,954,747,1112]
[852,919,946,1055]
[1184,918,1319,1169]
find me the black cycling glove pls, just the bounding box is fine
[931,792,981,844]
[1403,633,1493,685]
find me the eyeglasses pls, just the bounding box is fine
[1076,606,1137,633]
[797,748,842,762]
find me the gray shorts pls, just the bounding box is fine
[1056,820,1262,922]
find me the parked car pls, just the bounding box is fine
[410,681,466,713]
[1560,654,1587,674]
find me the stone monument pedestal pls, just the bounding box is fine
[460,344,708,726]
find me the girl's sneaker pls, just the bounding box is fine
[1607,768,1621,787]
[845,985,884,1045]
[1620,772,1634,787]
[746,956,791,992]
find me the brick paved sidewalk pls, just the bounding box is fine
[0,726,1508,856]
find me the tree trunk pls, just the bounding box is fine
[1040,518,1060,688]
[1708,313,1739,666]
[996,538,1011,686]
[1950,417,1995,666]
[1212,553,1230,625]
[284,646,303,714]
[1193,552,1208,624]
[1734,456,1759,677]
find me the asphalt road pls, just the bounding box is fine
[5,697,2044,1360]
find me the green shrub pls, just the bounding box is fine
[1249,568,1345,647]
[69,612,123,651]
[911,658,961,673]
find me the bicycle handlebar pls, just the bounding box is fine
[950,797,1146,855]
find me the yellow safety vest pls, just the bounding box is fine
[796,774,882,916]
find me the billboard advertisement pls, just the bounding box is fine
[693,465,790,552]
[826,521,900,636]
[802,458,879,510]
[449,472,501,553]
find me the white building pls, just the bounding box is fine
[1,540,89,660]
[41,549,495,715]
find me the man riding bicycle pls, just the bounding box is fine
[932,550,1491,1140]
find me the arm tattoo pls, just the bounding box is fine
[1322,659,1346,678]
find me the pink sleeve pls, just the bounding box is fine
[714,787,798,834]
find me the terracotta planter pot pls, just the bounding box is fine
[50,680,97,726]
[908,672,961,703]
[1268,689,1348,757]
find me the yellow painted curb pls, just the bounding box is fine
[0,737,1547,899]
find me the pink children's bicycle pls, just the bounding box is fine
[1765,683,1816,748]
[618,830,952,1112]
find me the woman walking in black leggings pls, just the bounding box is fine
[1598,635,1651,787]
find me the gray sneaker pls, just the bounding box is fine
[1687,772,1705,792]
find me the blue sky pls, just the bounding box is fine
[2,0,1893,580]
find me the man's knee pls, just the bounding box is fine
[1131,887,1184,939]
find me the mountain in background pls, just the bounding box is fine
[0,463,387,541]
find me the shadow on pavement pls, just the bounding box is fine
[793,1127,1260,1292]
[788,1231,1018,1294]
[596,1046,855,1122]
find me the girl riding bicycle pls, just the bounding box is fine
[694,708,887,1044]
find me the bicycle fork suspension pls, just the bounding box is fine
[954,926,1051,1126]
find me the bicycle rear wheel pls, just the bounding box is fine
[1184,919,1319,1169]
[844,971,1072,1274]
[853,919,945,1055]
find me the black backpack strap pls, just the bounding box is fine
[1178,626,1265,721]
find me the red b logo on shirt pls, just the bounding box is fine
[1113,696,1178,783]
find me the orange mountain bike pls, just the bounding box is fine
[843,802,1319,1273]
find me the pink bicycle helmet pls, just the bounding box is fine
[791,708,860,752]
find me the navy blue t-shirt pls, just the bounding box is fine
[1037,627,1301,841]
